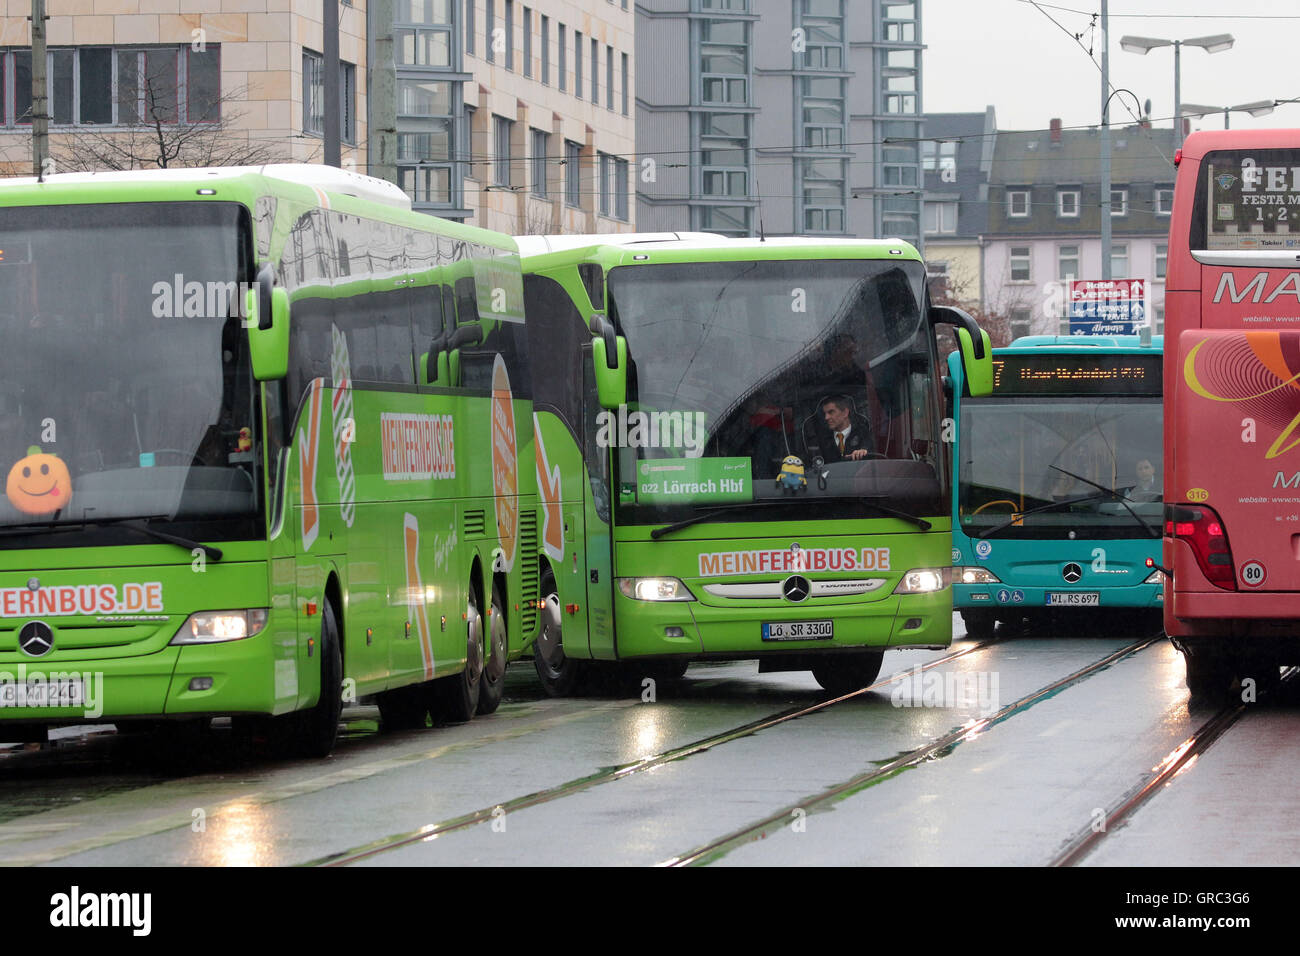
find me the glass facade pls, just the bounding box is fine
[394,0,462,213]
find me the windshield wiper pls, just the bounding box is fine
[0,515,223,560]
[1047,465,1159,538]
[650,496,930,540]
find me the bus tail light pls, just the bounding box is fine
[1166,505,1236,590]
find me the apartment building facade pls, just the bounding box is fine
[920,108,994,311]
[984,120,1177,338]
[634,0,923,244]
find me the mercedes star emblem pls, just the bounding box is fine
[18,621,54,658]
[782,575,811,602]
[1062,563,1083,584]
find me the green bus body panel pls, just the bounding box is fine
[0,169,539,726]
[523,236,951,663]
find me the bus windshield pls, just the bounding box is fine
[607,257,941,521]
[0,202,258,538]
[958,395,1162,538]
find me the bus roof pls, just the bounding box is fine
[520,234,922,268]
[515,232,723,256]
[1005,334,1163,351]
[0,163,413,210]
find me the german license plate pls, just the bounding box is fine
[0,678,85,708]
[762,620,833,641]
[1046,592,1100,607]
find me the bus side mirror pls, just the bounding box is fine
[246,262,289,382]
[931,304,992,398]
[592,334,627,409]
[591,314,618,369]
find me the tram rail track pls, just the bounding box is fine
[657,636,1161,866]
[302,639,999,866]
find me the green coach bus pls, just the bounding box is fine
[519,233,991,695]
[0,164,537,755]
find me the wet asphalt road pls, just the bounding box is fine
[1,613,1297,867]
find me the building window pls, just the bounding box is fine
[803,158,845,233]
[575,30,583,99]
[558,24,567,91]
[1057,189,1079,218]
[700,18,748,105]
[606,45,614,110]
[466,0,475,55]
[303,49,356,143]
[798,0,844,70]
[588,38,597,102]
[493,115,513,186]
[696,205,749,236]
[1111,242,1128,278]
[920,140,955,172]
[540,16,549,84]
[505,0,514,70]
[1010,307,1032,340]
[923,201,956,234]
[522,6,532,77]
[1155,304,1164,336]
[399,166,451,204]
[926,259,949,299]
[599,151,618,217]
[1009,246,1031,282]
[621,52,629,115]
[486,0,495,63]
[1058,244,1079,281]
[1007,189,1030,217]
[1110,188,1128,217]
[1155,187,1174,215]
[1156,242,1167,280]
[531,128,549,197]
[565,139,582,207]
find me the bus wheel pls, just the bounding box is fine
[293,598,343,758]
[433,588,483,723]
[377,685,429,732]
[1182,645,1235,704]
[811,651,885,696]
[960,609,997,641]
[477,583,509,716]
[533,571,586,697]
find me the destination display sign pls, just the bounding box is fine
[990,354,1162,396]
[1205,152,1300,251]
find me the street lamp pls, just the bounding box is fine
[1180,100,1277,129]
[1120,33,1235,150]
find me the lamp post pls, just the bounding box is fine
[1180,100,1277,129]
[1120,33,1234,151]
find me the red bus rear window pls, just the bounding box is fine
[1191,148,1300,253]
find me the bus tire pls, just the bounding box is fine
[533,571,586,697]
[377,685,429,732]
[433,587,483,723]
[960,609,997,641]
[477,582,509,715]
[1182,645,1234,704]
[291,598,343,758]
[811,651,885,696]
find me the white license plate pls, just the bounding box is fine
[762,620,833,642]
[0,678,85,708]
[1046,592,1100,607]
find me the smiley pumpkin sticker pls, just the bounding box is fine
[7,446,71,515]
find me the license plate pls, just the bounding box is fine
[762,620,833,642]
[0,678,85,708]
[1046,592,1100,607]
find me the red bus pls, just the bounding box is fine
[1165,129,1300,699]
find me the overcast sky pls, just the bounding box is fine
[923,0,1300,135]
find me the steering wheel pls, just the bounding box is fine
[972,499,1019,515]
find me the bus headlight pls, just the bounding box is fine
[171,609,270,644]
[956,566,1001,584]
[894,568,951,594]
[617,578,696,602]
[1143,570,1167,585]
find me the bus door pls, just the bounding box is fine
[582,343,616,657]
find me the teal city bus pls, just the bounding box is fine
[519,233,992,695]
[949,335,1165,638]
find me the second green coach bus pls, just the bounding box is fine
[519,234,991,695]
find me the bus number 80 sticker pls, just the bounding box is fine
[1240,560,1267,589]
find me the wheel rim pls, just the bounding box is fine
[485,598,507,682]
[465,596,484,684]
[536,591,565,677]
